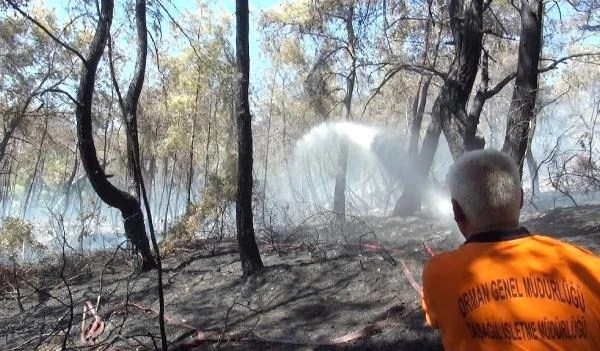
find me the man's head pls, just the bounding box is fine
[446,149,523,238]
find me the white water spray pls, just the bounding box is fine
[264,121,455,226]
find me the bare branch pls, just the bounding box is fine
[43,88,79,105]
[482,29,517,41]
[539,52,600,73]
[580,24,600,31]
[483,52,600,100]
[364,63,444,111]
[107,34,126,115]
[484,72,517,99]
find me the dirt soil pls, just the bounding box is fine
[1,205,600,351]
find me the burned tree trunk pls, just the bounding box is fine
[124,0,148,202]
[394,112,442,216]
[75,0,156,271]
[439,0,485,158]
[466,49,489,147]
[526,116,540,196]
[22,116,48,218]
[235,0,264,276]
[63,150,78,215]
[394,21,440,216]
[187,101,197,208]
[408,76,433,157]
[393,78,433,216]
[333,4,357,222]
[502,0,543,176]
[407,19,439,158]
[394,0,484,216]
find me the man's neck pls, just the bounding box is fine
[463,225,530,244]
[464,222,521,240]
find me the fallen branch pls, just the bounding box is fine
[81,300,105,345]
[127,302,198,330]
[423,243,436,257]
[168,310,402,350]
[400,259,423,295]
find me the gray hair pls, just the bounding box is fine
[446,149,522,230]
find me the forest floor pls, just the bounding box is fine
[1,204,600,351]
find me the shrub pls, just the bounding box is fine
[0,216,44,259]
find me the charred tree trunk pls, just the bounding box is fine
[466,49,489,146]
[407,19,439,158]
[395,22,440,217]
[75,0,156,271]
[63,150,78,215]
[147,122,159,201]
[394,113,442,216]
[526,144,539,195]
[408,76,433,157]
[439,0,485,158]
[123,0,149,202]
[186,117,196,208]
[526,114,540,196]
[162,156,177,237]
[262,68,276,221]
[0,113,25,169]
[502,0,543,176]
[235,0,264,276]
[394,0,484,216]
[2,151,16,215]
[22,116,48,219]
[187,76,201,207]
[333,4,357,222]
[0,88,39,169]
[392,23,444,216]
[203,107,212,190]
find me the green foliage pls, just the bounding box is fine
[164,153,237,247]
[0,216,43,256]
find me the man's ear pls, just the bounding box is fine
[452,199,466,222]
[520,188,524,209]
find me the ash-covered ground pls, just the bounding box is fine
[1,204,599,350]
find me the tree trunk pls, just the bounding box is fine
[439,0,484,158]
[22,116,48,218]
[123,0,149,202]
[203,108,212,190]
[162,156,177,237]
[147,122,159,202]
[526,113,540,196]
[333,4,357,222]
[393,114,442,216]
[0,92,35,169]
[526,143,539,195]
[466,49,489,147]
[3,152,16,216]
[262,69,276,221]
[0,114,25,169]
[63,150,79,215]
[186,117,196,207]
[394,0,484,217]
[407,19,439,159]
[75,0,156,271]
[502,0,544,176]
[408,76,432,156]
[333,141,349,216]
[393,21,443,216]
[235,0,264,276]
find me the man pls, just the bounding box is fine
[421,149,600,350]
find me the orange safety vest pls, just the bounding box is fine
[421,227,600,351]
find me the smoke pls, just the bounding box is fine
[263,121,456,227]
